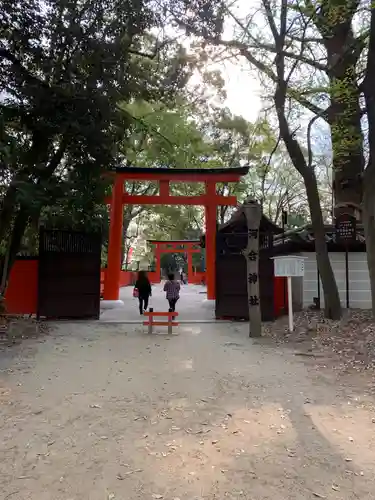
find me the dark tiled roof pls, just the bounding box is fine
[114,166,250,176]
[272,224,366,254]
[218,197,283,234]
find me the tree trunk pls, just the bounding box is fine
[316,4,364,219]
[326,59,363,219]
[242,201,262,338]
[0,173,26,243]
[1,204,31,293]
[304,169,341,319]
[274,81,342,320]
[362,5,375,315]
[362,175,375,315]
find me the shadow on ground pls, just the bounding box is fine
[0,321,374,499]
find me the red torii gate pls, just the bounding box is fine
[147,240,202,282]
[103,166,248,302]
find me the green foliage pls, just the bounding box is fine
[0,0,200,263]
[135,109,311,263]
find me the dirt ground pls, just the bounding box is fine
[1,321,375,500]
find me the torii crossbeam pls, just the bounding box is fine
[103,166,249,303]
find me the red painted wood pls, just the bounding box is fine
[187,252,193,281]
[205,181,217,300]
[5,259,38,315]
[143,311,178,317]
[143,321,179,326]
[104,168,246,300]
[104,194,238,206]
[144,311,179,317]
[147,271,160,283]
[151,248,200,254]
[273,276,288,316]
[159,180,170,197]
[151,241,202,281]
[103,177,124,300]
[148,240,200,244]
[189,271,205,284]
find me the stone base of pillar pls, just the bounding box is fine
[100,300,124,310]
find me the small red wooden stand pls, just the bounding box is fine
[143,308,179,334]
[103,167,248,302]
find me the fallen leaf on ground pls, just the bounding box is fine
[117,469,142,479]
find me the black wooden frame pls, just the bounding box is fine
[37,229,102,320]
[215,231,275,321]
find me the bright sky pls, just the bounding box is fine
[216,59,262,122]
[186,0,262,123]
[217,0,262,122]
[187,48,262,123]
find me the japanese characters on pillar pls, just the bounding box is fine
[242,201,262,338]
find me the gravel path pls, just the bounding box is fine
[1,322,375,500]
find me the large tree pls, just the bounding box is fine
[362,4,375,314]
[172,0,343,318]
[0,0,194,286]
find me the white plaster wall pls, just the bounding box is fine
[301,252,371,309]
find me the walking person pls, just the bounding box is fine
[134,270,152,315]
[163,273,181,312]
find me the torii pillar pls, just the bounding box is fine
[103,176,124,305]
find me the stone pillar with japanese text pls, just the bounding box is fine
[242,201,262,338]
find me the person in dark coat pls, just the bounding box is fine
[134,271,152,315]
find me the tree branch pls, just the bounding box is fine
[0,47,53,94]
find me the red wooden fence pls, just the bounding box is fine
[5,261,283,317]
[5,259,39,315]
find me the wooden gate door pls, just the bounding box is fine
[37,229,102,319]
[215,232,275,321]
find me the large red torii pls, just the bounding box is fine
[103,166,248,304]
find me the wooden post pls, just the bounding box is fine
[205,181,217,300]
[345,245,349,308]
[287,276,294,332]
[168,308,173,334]
[103,176,124,300]
[187,251,193,283]
[148,307,154,334]
[242,201,262,338]
[155,247,161,282]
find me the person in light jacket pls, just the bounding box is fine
[163,273,181,312]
